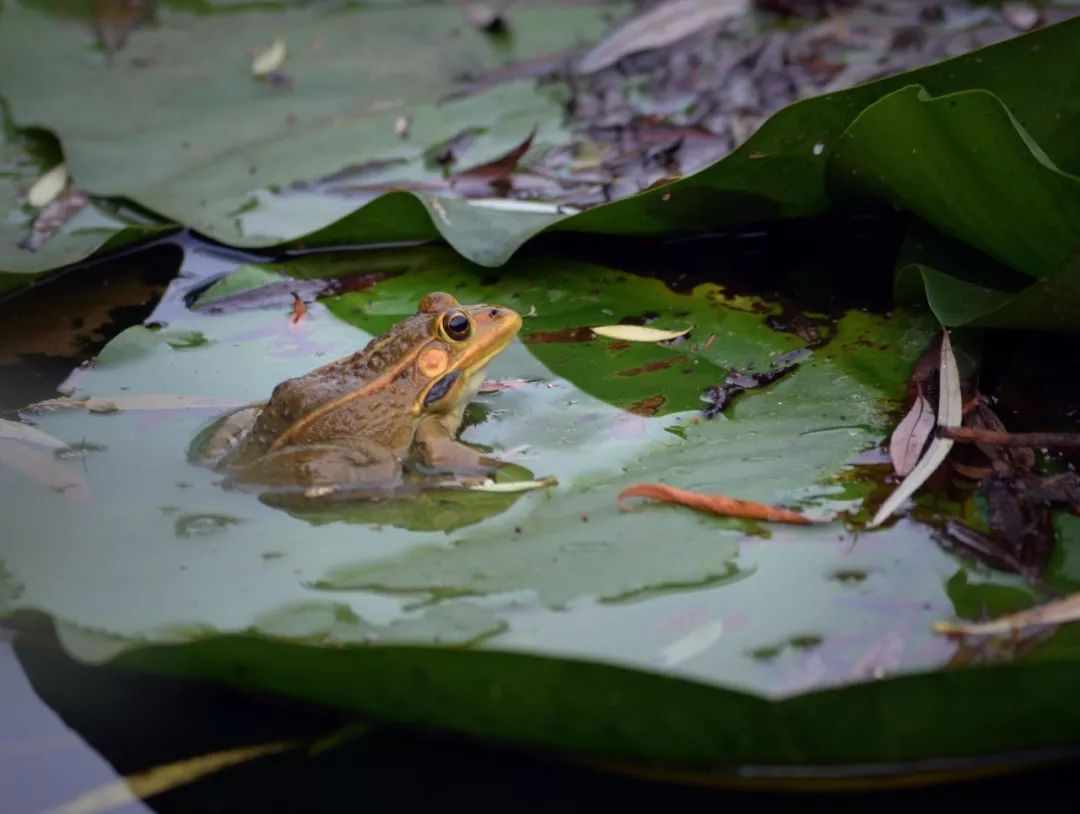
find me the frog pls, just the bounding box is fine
[194,291,522,502]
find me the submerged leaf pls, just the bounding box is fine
[617,482,814,525]
[591,324,692,342]
[869,330,960,528]
[19,187,90,252]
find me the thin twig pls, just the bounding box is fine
[939,427,1080,448]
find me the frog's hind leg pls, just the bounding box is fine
[224,440,403,500]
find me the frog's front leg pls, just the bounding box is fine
[224,438,402,495]
[195,405,263,468]
[412,415,500,476]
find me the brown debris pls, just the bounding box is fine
[939,426,1080,451]
[618,482,815,524]
[193,271,392,314]
[19,188,90,252]
[297,1,1079,211]
[701,358,800,418]
[290,293,308,323]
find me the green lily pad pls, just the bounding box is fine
[1,250,975,706]
[3,3,1080,296]
[0,0,615,273]
[8,249,1080,772]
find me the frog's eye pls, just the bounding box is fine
[440,310,472,342]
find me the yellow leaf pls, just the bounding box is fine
[591,324,691,342]
[27,163,69,208]
[47,740,295,814]
[252,37,286,77]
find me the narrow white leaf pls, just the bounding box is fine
[591,324,691,342]
[252,38,286,77]
[27,163,69,208]
[0,418,69,450]
[934,592,1080,637]
[467,198,579,215]
[868,330,960,528]
[464,476,557,493]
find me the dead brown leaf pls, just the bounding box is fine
[290,293,308,324]
[450,131,535,189]
[888,391,935,476]
[19,188,89,252]
[618,482,814,525]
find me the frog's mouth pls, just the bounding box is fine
[455,307,521,374]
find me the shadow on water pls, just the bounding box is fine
[0,242,183,412]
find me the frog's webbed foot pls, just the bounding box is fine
[412,417,501,477]
[223,440,402,499]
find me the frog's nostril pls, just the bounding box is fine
[489,308,499,318]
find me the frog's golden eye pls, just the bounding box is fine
[440,310,472,342]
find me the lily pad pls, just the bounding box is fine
[0,248,959,675]
[10,248,1080,768]
[3,2,1079,301]
[0,0,615,271]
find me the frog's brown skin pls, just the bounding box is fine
[196,292,522,500]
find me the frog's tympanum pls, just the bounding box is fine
[195,292,522,501]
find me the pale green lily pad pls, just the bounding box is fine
[0,250,989,705]
[0,0,616,270]
[8,249,1078,769]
